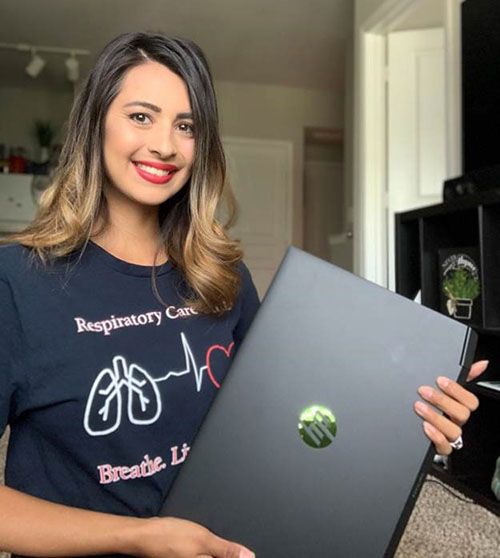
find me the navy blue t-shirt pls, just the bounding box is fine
[0,241,260,517]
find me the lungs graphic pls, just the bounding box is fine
[84,366,123,436]
[127,362,162,425]
[84,355,162,437]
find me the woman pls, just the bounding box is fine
[0,32,487,557]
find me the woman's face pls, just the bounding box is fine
[102,61,195,209]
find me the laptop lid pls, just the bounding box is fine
[161,247,477,557]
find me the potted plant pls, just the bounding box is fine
[443,267,481,320]
[34,120,55,163]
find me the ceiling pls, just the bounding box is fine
[393,0,444,32]
[0,0,352,92]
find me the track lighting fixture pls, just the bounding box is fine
[0,42,90,83]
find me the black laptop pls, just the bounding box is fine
[161,247,477,557]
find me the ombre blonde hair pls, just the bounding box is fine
[3,32,243,316]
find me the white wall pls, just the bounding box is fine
[216,80,344,246]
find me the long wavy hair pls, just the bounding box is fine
[3,32,243,315]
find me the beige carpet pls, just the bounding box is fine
[396,476,500,557]
[1,429,499,557]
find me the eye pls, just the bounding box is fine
[177,122,195,137]
[129,113,152,125]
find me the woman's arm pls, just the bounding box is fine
[0,484,138,556]
[0,485,254,558]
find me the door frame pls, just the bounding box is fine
[353,0,464,286]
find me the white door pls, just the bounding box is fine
[387,28,446,290]
[222,137,293,298]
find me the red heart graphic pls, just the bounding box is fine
[206,342,234,389]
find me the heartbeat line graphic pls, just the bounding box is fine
[155,332,208,392]
[83,332,232,437]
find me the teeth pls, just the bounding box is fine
[136,163,174,176]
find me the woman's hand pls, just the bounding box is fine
[128,516,255,558]
[414,360,489,455]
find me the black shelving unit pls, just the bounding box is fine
[396,191,500,515]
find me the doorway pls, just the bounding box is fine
[354,0,463,287]
[303,126,353,272]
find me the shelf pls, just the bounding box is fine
[480,204,500,327]
[419,209,480,311]
[469,335,500,383]
[471,325,500,336]
[468,383,500,401]
[397,201,500,331]
[395,217,420,299]
[397,197,500,521]
[397,190,500,222]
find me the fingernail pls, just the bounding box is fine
[418,386,433,399]
[239,550,255,558]
[436,376,449,389]
[478,360,489,370]
[415,401,428,415]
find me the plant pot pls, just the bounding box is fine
[454,298,473,320]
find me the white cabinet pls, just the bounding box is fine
[0,174,41,232]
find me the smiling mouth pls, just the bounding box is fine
[132,162,179,185]
[133,162,176,177]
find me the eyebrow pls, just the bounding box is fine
[123,101,192,119]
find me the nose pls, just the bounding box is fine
[148,126,177,160]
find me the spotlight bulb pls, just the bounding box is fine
[65,55,79,83]
[25,52,45,78]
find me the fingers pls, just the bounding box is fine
[437,376,479,412]
[415,367,485,455]
[418,385,469,425]
[418,378,479,424]
[422,421,454,456]
[207,533,255,558]
[414,400,462,442]
[466,360,489,381]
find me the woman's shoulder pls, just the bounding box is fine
[236,260,256,290]
[0,242,36,282]
[236,259,251,277]
[235,259,260,304]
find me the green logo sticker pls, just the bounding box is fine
[298,405,337,449]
